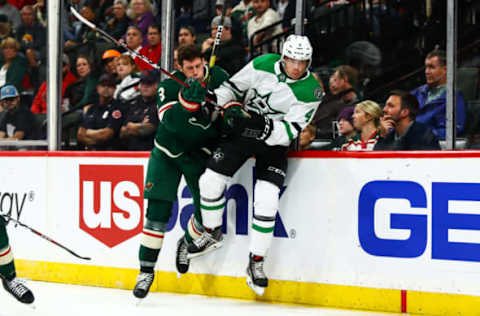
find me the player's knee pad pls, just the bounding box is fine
[141,219,167,250]
[254,180,280,218]
[199,168,228,199]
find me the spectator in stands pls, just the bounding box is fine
[298,124,316,150]
[77,73,124,150]
[0,37,27,91]
[411,49,466,139]
[124,25,146,69]
[64,55,98,111]
[375,90,440,150]
[103,0,130,40]
[102,49,121,75]
[341,100,382,151]
[231,0,253,39]
[320,106,356,150]
[0,85,39,140]
[0,0,21,31]
[201,16,246,75]
[128,0,154,45]
[119,69,159,150]
[64,5,99,51]
[312,65,359,139]
[178,26,197,47]
[114,54,140,103]
[173,47,181,70]
[16,5,45,68]
[0,14,13,43]
[247,0,282,49]
[138,24,162,71]
[31,53,77,114]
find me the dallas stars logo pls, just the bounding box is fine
[245,89,284,115]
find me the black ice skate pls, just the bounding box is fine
[176,237,190,274]
[246,253,268,296]
[186,226,223,259]
[133,272,154,300]
[2,276,35,304]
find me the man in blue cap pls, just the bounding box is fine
[0,85,39,140]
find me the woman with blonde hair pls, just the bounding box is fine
[341,100,382,151]
[0,37,27,91]
[128,0,154,44]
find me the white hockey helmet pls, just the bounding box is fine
[281,35,313,68]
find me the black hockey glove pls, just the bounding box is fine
[238,111,273,141]
[200,90,217,120]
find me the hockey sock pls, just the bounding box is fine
[185,215,204,245]
[139,219,167,273]
[0,245,15,280]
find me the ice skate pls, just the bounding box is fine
[246,253,268,296]
[176,237,190,274]
[187,226,223,259]
[2,276,35,304]
[133,271,154,303]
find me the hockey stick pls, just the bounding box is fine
[2,215,91,261]
[70,7,228,112]
[206,1,228,86]
[70,7,188,88]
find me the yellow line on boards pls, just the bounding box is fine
[14,259,480,315]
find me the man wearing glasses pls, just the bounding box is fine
[0,85,39,140]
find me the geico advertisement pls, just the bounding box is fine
[334,158,480,296]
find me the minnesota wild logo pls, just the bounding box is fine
[245,89,284,115]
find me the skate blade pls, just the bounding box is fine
[186,241,224,259]
[246,276,265,296]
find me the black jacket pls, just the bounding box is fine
[374,121,441,151]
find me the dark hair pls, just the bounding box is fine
[335,65,359,89]
[426,49,446,67]
[389,89,420,120]
[148,24,161,33]
[177,44,203,66]
[179,25,196,37]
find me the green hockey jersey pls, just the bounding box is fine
[215,54,323,147]
[154,65,229,157]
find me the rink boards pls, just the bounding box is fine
[2,150,480,315]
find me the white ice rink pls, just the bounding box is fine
[0,281,402,316]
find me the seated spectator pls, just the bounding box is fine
[138,24,161,71]
[77,73,124,150]
[342,100,382,151]
[298,124,316,150]
[124,25,146,70]
[312,65,359,139]
[119,69,159,150]
[0,0,21,31]
[375,90,440,150]
[64,5,99,52]
[411,49,466,139]
[173,47,181,71]
[201,16,246,75]
[0,37,28,92]
[64,55,98,111]
[0,15,13,43]
[320,106,356,150]
[231,0,253,44]
[114,54,140,103]
[177,26,197,47]
[31,53,77,114]
[16,5,46,68]
[0,85,40,140]
[101,49,121,75]
[103,0,130,40]
[128,0,154,45]
[247,0,282,49]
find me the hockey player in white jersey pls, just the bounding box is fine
[187,35,323,295]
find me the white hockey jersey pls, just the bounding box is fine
[215,54,323,147]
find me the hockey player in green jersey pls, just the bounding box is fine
[187,35,323,295]
[133,44,230,299]
[0,217,34,304]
